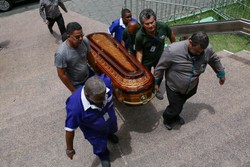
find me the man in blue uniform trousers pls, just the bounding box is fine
[64,76,118,167]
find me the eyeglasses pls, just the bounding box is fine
[71,34,84,40]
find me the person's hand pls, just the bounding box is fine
[219,77,226,85]
[154,84,159,93]
[66,149,75,160]
[67,152,75,160]
[44,20,49,25]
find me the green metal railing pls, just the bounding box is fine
[123,0,250,52]
[124,0,249,21]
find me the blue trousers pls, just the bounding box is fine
[87,136,109,161]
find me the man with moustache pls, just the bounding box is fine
[55,22,93,93]
[154,31,226,130]
[135,8,176,100]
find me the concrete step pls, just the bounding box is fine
[1,9,250,167]
[229,50,250,65]
[0,9,109,167]
[113,50,250,166]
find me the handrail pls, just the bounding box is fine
[124,0,203,22]
[123,0,246,22]
[144,0,203,22]
[170,18,250,36]
[144,0,202,12]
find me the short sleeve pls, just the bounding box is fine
[83,37,91,53]
[54,52,67,68]
[64,98,80,131]
[135,32,143,51]
[109,21,118,34]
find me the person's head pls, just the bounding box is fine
[66,22,84,48]
[139,9,157,34]
[127,21,140,35]
[121,8,132,26]
[188,31,209,56]
[84,76,106,107]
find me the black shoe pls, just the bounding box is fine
[163,120,172,130]
[108,134,119,144]
[175,116,185,125]
[101,160,110,167]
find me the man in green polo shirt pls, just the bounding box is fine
[135,8,176,100]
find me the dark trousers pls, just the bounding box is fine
[47,14,66,35]
[163,84,198,121]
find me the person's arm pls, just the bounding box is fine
[59,1,68,13]
[57,68,76,93]
[108,20,118,36]
[154,48,172,90]
[135,32,144,63]
[207,47,226,85]
[39,0,47,23]
[121,29,128,48]
[121,40,126,48]
[164,23,175,43]
[169,31,176,43]
[65,131,75,160]
[136,50,143,63]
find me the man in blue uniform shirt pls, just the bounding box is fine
[108,8,137,43]
[65,76,118,167]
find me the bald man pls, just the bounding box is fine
[121,21,141,56]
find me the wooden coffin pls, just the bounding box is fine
[86,32,155,105]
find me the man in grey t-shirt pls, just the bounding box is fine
[55,22,92,93]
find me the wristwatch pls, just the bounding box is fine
[66,149,75,155]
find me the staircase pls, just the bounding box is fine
[1,9,250,166]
